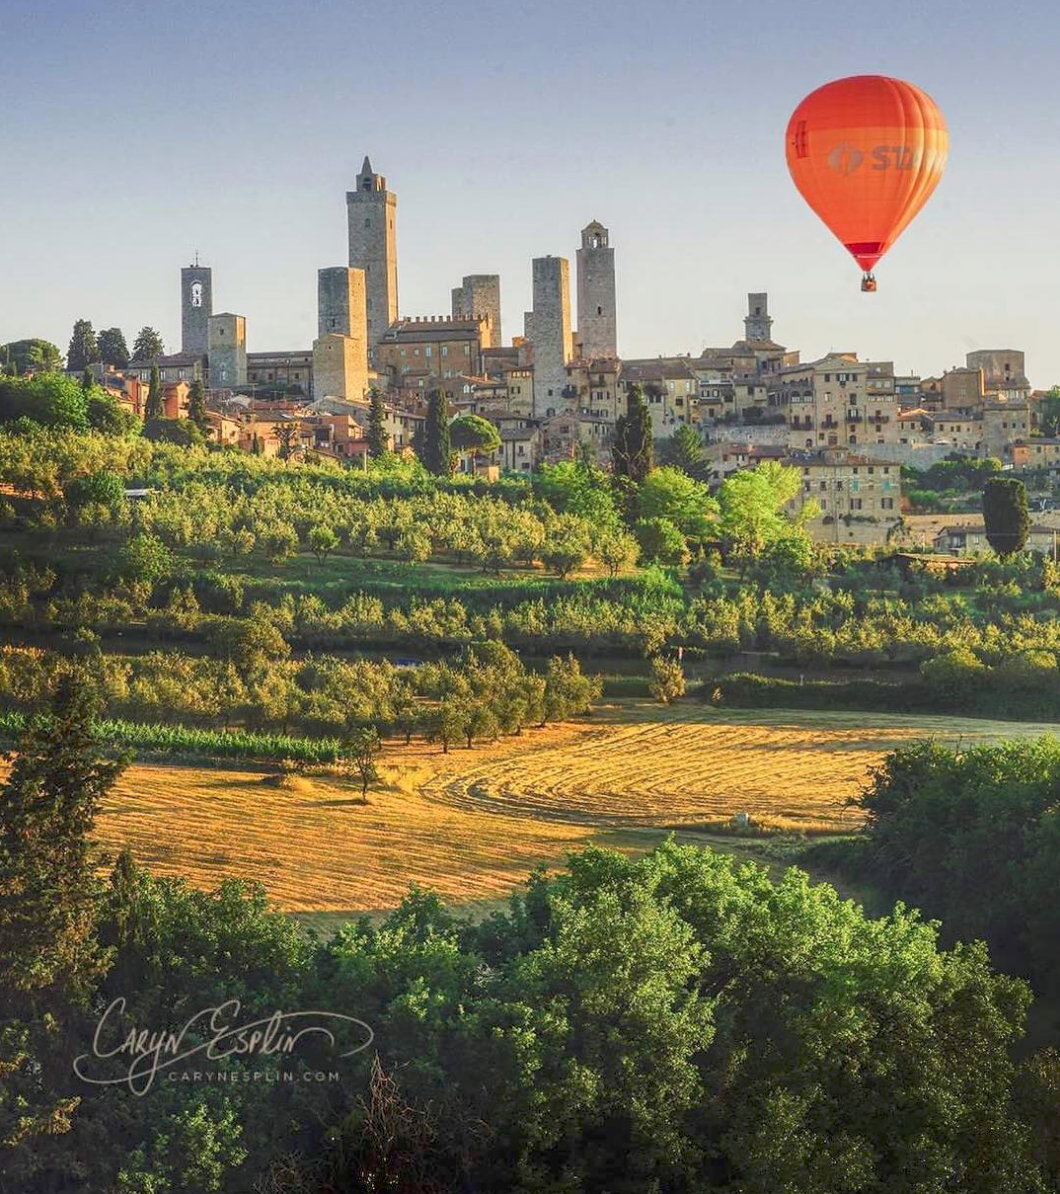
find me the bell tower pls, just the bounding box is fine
[744,293,773,343]
[346,156,398,353]
[181,257,212,356]
[576,220,617,359]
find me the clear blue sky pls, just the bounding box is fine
[6,0,1060,384]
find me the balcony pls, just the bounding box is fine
[845,411,861,423]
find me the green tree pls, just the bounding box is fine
[613,383,654,483]
[0,666,127,998]
[121,531,172,584]
[593,526,639,575]
[308,523,340,563]
[343,725,381,800]
[449,414,501,470]
[634,516,690,565]
[535,458,620,527]
[421,389,452,476]
[648,654,686,704]
[637,465,717,541]
[661,422,709,479]
[366,388,387,457]
[0,371,90,429]
[144,364,164,421]
[97,327,130,369]
[540,513,592,577]
[187,378,208,431]
[0,338,62,375]
[983,476,1029,556]
[1038,385,1060,438]
[717,460,812,565]
[131,326,165,362]
[66,319,99,372]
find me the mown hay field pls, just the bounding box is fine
[87,702,1057,916]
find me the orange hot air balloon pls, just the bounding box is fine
[785,75,948,291]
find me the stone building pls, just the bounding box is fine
[128,352,205,385]
[966,349,1030,399]
[788,449,901,522]
[318,266,368,340]
[312,333,368,403]
[347,157,398,350]
[563,357,621,421]
[375,315,490,382]
[576,221,617,360]
[771,353,900,451]
[246,350,313,395]
[181,262,212,356]
[982,400,1034,460]
[620,359,699,434]
[525,256,572,416]
[451,275,501,347]
[207,313,247,390]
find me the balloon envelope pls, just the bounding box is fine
[785,75,948,275]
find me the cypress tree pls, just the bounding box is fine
[0,665,128,1001]
[366,388,387,457]
[983,476,1029,556]
[188,377,208,431]
[144,364,163,421]
[422,389,452,476]
[66,320,98,373]
[613,383,654,483]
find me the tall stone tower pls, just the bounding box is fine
[314,266,369,402]
[744,293,773,343]
[346,156,398,352]
[207,313,247,390]
[451,275,502,347]
[318,266,367,340]
[576,221,616,359]
[181,261,212,356]
[524,256,572,416]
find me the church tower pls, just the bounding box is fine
[181,260,212,356]
[744,293,773,343]
[576,221,616,359]
[346,157,398,353]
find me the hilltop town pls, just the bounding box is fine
[6,155,1057,557]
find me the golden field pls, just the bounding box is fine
[83,701,1058,919]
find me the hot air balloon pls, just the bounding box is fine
[785,75,948,291]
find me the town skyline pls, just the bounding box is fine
[6,0,1060,384]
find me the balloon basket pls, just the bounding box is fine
[860,273,877,293]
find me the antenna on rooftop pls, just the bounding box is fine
[193,249,200,267]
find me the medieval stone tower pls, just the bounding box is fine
[346,156,398,352]
[207,313,246,389]
[524,256,572,416]
[181,262,212,356]
[744,293,773,343]
[451,275,502,347]
[314,266,369,402]
[576,221,616,359]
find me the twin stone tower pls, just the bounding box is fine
[182,157,618,412]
